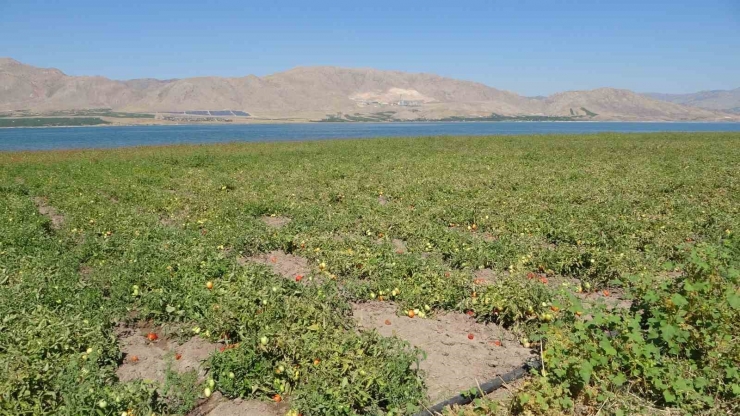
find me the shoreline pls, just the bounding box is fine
[1,118,739,130]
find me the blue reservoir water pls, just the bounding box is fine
[1,122,739,151]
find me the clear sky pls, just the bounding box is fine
[1,0,738,96]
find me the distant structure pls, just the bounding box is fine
[394,99,423,107]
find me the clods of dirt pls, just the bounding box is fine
[116,326,220,383]
[187,392,288,416]
[352,302,533,402]
[481,233,498,243]
[33,197,65,229]
[261,215,292,229]
[206,398,288,416]
[374,238,408,253]
[242,250,312,283]
[577,288,632,311]
[392,238,408,254]
[473,268,497,285]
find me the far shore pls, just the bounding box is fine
[1,118,738,130]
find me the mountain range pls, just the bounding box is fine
[1,57,737,122]
[644,89,740,114]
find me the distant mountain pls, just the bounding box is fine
[645,88,740,114]
[1,57,736,121]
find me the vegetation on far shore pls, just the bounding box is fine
[1,133,738,415]
[0,117,111,128]
[317,111,598,123]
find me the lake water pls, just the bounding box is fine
[1,122,739,151]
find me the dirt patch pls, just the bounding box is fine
[242,250,311,283]
[261,216,291,229]
[206,398,288,416]
[392,239,408,254]
[79,265,93,277]
[33,197,64,230]
[116,326,220,383]
[375,238,408,254]
[352,302,533,402]
[473,268,497,285]
[159,207,191,228]
[481,233,498,243]
[378,195,389,205]
[577,288,632,311]
[159,216,177,227]
[188,392,287,416]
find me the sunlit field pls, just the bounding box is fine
[1,133,738,415]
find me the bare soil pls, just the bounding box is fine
[577,288,632,311]
[116,326,220,383]
[188,392,287,416]
[242,250,312,283]
[392,238,408,254]
[204,398,288,416]
[33,197,64,229]
[473,268,498,285]
[378,195,389,205]
[261,215,292,228]
[352,302,533,402]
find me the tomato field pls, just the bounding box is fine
[1,133,739,415]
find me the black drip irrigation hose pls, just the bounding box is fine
[413,358,542,416]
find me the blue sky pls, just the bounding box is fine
[1,0,738,96]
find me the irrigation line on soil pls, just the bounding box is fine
[413,358,542,416]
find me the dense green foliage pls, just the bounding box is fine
[509,238,739,415]
[1,133,739,415]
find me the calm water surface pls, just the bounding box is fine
[1,122,739,151]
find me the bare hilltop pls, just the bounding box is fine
[1,57,736,122]
[645,88,740,114]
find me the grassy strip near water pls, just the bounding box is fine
[0,117,110,128]
[1,133,739,415]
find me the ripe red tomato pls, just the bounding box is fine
[295,275,303,282]
[273,394,282,403]
[146,332,158,341]
[467,333,475,340]
[407,310,415,318]
[384,319,391,325]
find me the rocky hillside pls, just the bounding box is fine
[1,58,735,121]
[646,88,740,114]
